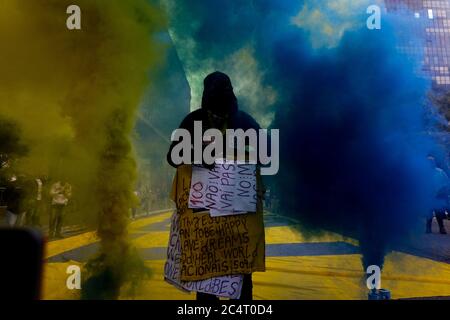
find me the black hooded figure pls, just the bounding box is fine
[167,71,260,168]
[167,71,260,301]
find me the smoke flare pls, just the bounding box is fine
[164,0,445,270]
[0,0,166,298]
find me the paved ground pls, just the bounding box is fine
[397,220,450,264]
[42,210,450,300]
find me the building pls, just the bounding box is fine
[384,0,450,87]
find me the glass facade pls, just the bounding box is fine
[384,0,450,87]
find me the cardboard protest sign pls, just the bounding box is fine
[188,166,208,209]
[164,210,244,299]
[188,160,257,216]
[170,165,265,282]
[181,275,243,298]
[164,210,188,292]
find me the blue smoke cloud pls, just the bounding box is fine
[267,25,441,269]
[164,0,446,269]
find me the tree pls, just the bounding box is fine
[0,116,28,173]
[430,89,450,131]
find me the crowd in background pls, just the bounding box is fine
[0,169,173,239]
[0,156,448,238]
[0,174,72,239]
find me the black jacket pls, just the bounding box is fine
[167,71,261,167]
[166,108,260,168]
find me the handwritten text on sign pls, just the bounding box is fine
[171,165,266,281]
[164,211,243,299]
[189,161,257,216]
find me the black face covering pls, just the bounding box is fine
[201,71,238,116]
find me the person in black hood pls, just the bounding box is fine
[167,71,260,168]
[167,71,261,301]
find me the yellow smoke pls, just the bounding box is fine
[0,0,166,298]
[291,0,373,48]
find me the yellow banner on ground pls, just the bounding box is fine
[170,165,265,282]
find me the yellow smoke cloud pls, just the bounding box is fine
[0,0,166,297]
[291,0,373,48]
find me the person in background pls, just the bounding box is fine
[426,156,449,235]
[131,190,139,220]
[24,177,44,227]
[3,175,23,226]
[49,181,72,238]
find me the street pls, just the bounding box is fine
[42,210,450,300]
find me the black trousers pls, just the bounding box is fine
[49,204,65,237]
[426,210,446,232]
[196,274,253,302]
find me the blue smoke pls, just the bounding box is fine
[267,25,441,269]
[165,0,446,269]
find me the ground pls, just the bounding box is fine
[42,210,450,300]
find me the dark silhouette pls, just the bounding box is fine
[167,71,260,168]
[167,71,259,301]
[426,156,449,234]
